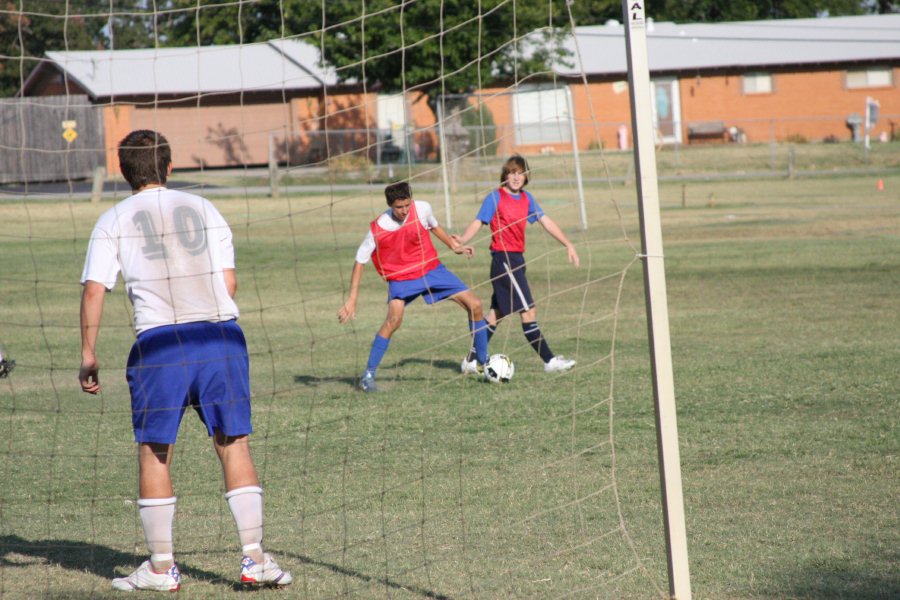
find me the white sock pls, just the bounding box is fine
[225,486,264,561]
[137,497,176,569]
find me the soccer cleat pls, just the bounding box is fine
[240,554,293,587]
[544,356,576,373]
[460,358,479,374]
[358,371,379,393]
[475,362,488,380]
[111,560,181,592]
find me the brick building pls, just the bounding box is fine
[508,14,900,153]
[17,39,436,175]
[14,13,900,176]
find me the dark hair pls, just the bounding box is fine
[500,154,530,187]
[384,181,412,205]
[118,130,171,190]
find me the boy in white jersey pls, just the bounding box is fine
[337,181,490,392]
[79,130,291,591]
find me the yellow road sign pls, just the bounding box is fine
[63,128,78,143]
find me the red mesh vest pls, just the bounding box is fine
[371,202,439,281]
[489,188,529,253]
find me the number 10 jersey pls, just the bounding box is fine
[81,187,240,334]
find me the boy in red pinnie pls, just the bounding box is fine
[454,155,579,373]
[338,181,489,391]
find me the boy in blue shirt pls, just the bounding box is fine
[454,155,579,374]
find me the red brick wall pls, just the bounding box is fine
[479,65,899,153]
[679,67,900,144]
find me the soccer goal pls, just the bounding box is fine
[0,1,690,597]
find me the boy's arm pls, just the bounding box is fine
[79,281,107,394]
[223,268,237,298]
[538,215,580,268]
[432,225,473,257]
[452,219,484,246]
[337,261,366,324]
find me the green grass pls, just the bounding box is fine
[0,171,898,599]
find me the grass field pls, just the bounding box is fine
[0,167,898,599]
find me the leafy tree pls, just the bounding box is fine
[277,0,577,131]
[100,0,160,49]
[4,0,892,99]
[160,0,285,46]
[655,0,864,21]
[0,0,162,97]
[564,0,624,26]
[0,0,97,96]
[159,1,571,112]
[558,0,880,23]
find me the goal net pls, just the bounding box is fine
[0,1,679,597]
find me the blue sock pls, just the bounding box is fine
[467,322,495,362]
[470,320,489,364]
[366,334,390,374]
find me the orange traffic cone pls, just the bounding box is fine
[877,179,884,191]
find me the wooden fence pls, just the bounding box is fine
[0,96,105,185]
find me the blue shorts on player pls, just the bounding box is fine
[489,251,536,317]
[126,320,252,445]
[387,263,469,305]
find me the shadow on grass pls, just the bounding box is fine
[769,558,900,600]
[282,549,452,599]
[292,358,461,390]
[394,357,460,372]
[293,374,359,388]
[0,534,228,587]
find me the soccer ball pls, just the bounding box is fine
[485,354,514,384]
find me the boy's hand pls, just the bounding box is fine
[567,245,580,268]
[79,358,101,394]
[452,242,474,257]
[337,300,357,324]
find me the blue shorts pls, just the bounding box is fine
[126,320,252,445]
[490,252,535,317]
[387,263,469,305]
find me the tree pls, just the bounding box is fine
[0,0,161,97]
[1,0,96,96]
[564,0,624,26]
[100,0,160,50]
[657,0,866,21]
[559,0,882,24]
[160,0,285,46]
[157,1,572,113]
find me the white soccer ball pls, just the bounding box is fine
[485,354,515,384]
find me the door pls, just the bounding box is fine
[650,78,682,145]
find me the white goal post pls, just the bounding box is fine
[622,2,693,599]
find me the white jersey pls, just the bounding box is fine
[354,200,439,263]
[81,187,239,334]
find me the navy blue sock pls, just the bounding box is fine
[366,334,390,374]
[522,321,554,363]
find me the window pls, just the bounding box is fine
[846,67,892,89]
[743,72,773,95]
[377,93,407,131]
[512,86,571,144]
